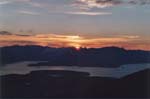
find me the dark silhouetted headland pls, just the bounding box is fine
[0,69,149,98]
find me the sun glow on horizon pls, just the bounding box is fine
[66,35,82,49]
[0,33,150,51]
[67,35,80,39]
[72,43,81,50]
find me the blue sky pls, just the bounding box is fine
[0,0,150,35]
[0,0,150,49]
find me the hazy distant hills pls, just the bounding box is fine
[1,45,150,67]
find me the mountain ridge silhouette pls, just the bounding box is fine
[1,45,150,67]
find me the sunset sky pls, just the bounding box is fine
[0,0,150,50]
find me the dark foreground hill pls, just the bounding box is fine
[1,45,150,67]
[0,69,149,98]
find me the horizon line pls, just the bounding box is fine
[1,44,150,51]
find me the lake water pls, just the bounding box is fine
[0,61,150,78]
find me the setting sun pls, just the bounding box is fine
[66,35,82,49]
[74,44,81,50]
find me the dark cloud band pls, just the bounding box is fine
[76,0,150,9]
[0,31,12,35]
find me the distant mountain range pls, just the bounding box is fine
[1,45,150,67]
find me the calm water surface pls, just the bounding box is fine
[0,61,150,78]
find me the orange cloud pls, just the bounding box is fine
[66,11,112,16]
[0,33,149,50]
